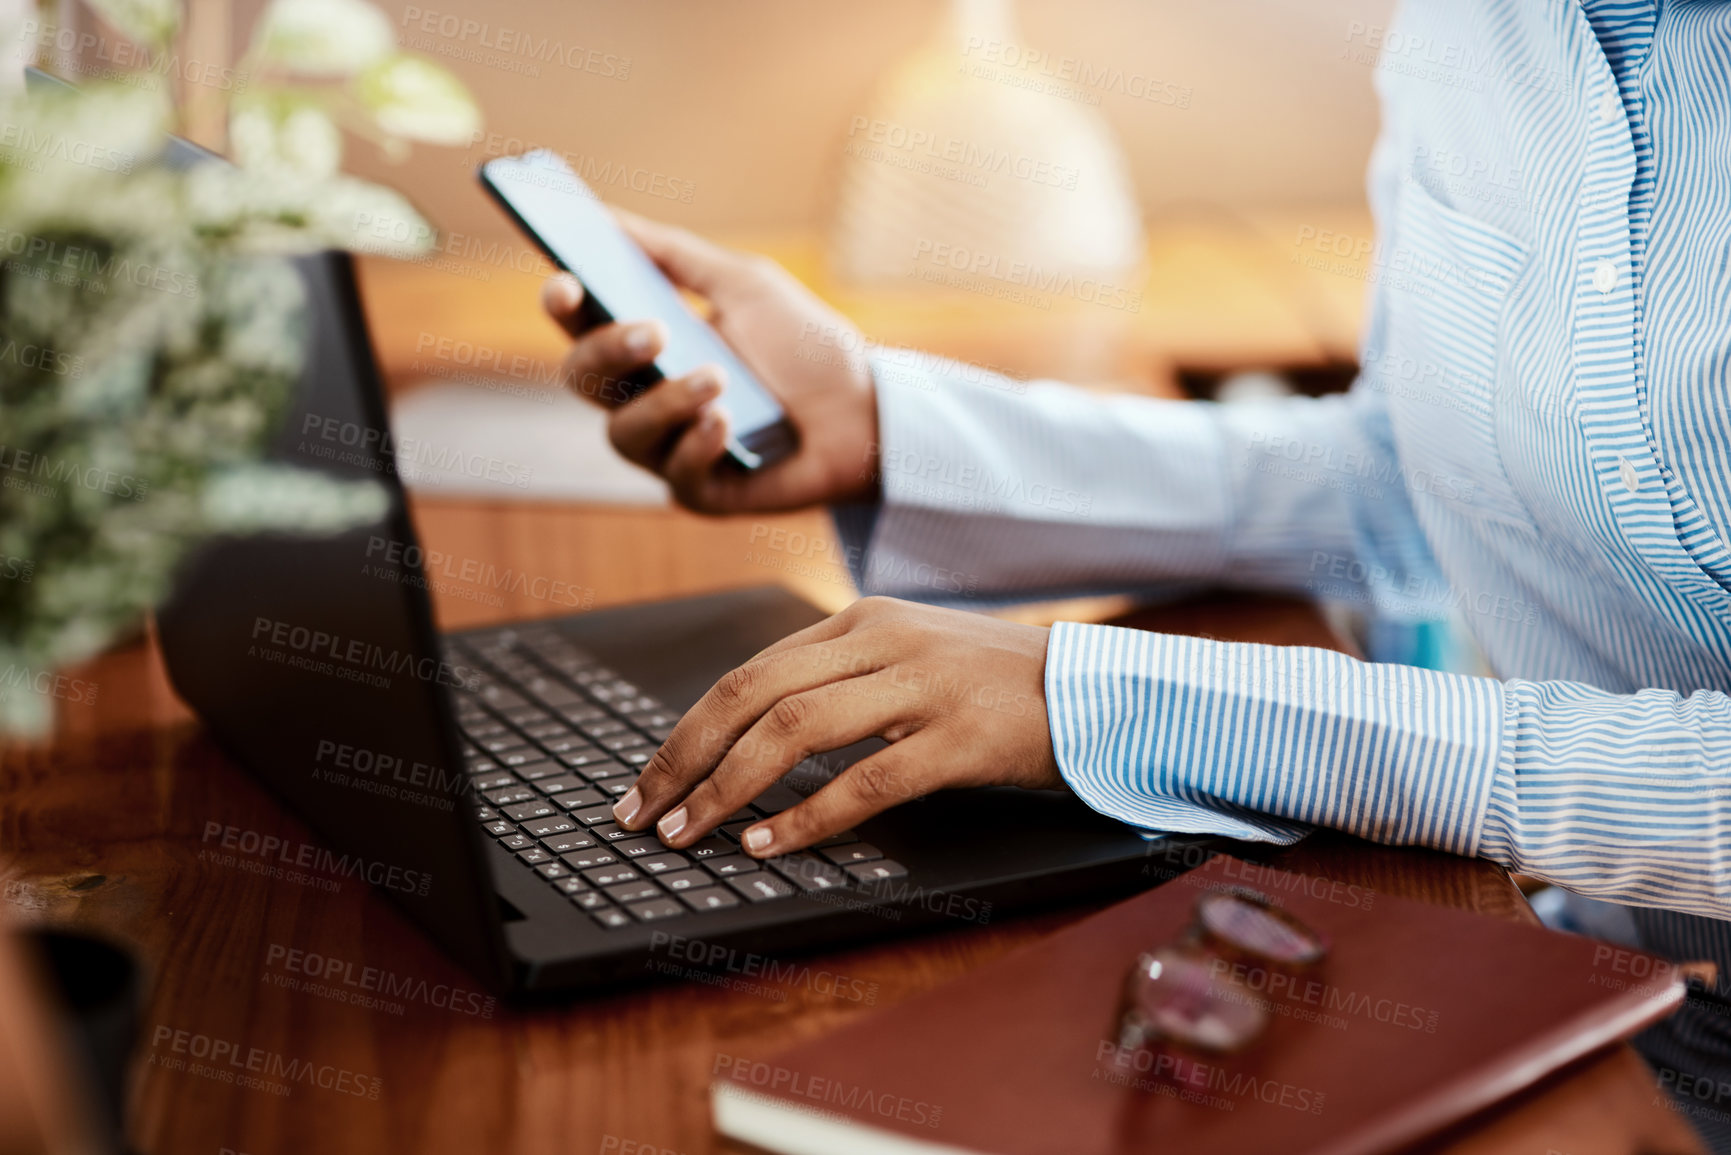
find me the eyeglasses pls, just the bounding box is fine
[1113,887,1330,1057]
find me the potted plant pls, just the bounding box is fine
[0,0,480,735]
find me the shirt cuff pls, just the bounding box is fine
[1043,620,1504,851]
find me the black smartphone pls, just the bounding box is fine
[479,149,796,469]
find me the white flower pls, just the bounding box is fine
[355,55,480,145]
[201,465,388,532]
[253,0,396,76]
[230,98,344,178]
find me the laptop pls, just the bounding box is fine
[111,96,1168,995]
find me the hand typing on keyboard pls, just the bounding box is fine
[609,597,1065,858]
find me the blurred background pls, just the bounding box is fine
[15,0,1396,611]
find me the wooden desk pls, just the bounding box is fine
[0,231,1705,1155]
[0,516,1704,1155]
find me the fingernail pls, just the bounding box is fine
[613,787,642,826]
[552,276,580,309]
[657,806,687,841]
[625,322,660,356]
[689,370,723,399]
[743,825,774,855]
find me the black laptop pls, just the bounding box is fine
[134,118,1167,996]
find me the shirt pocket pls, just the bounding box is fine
[1368,181,1534,529]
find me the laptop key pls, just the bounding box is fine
[522,816,578,838]
[589,906,632,930]
[533,774,587,795]
[517,847,553,865]
[476,733,530,754]
[600,734,651,753]
[515,760,564,781]
[479,686,528,711]
[498,833,535,851]
[718,821,755,842]
[846,860,909,883]
[495,749,544,768]
[686,836,731,859]
[535,862,571,879]
[541,831,598,854]
[820,842,883,866]
[589,822,636,842]
[503,800,557,822]
[553,788,607,810]
[619,750,654,767]
[570,804,617,826]
[769,854,848,892]
[471,772,519,793]
[680,887,741,912]
[605,881,662,905]
[597,780,632,797]
[558,748,614,768]
[636,853,690,874]
[659,869,711,892]
[583,864,642,887]
[581,719,629,739]
[577,759,633,780]
[484,786,537,807]
[520,720,573,740]
[482,819,515,838]
[614,836,666,858]
[727,874,796,903]
[542,736,598,756]
[702,855,759,878]
[552,875,589,894]
[628,897,685,922]
[561,848,618,870]
[750,783,806,813]
[812,829,860,849]
[474,805,497,822]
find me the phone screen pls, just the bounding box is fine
[480,150,791,467]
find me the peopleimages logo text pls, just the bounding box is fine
[249,617,479,691]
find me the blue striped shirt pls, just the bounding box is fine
[838,0,1731,1137]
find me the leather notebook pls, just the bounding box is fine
[712,853,1686,1155]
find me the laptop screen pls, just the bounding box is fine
[107,104,518,989]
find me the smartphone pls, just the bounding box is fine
[479,149,796,469]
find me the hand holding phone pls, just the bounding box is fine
[479,151,882,511]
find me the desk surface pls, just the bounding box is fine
[0,226,1708,1155]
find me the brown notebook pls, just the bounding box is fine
[712,853,1686,1155]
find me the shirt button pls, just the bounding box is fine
[1596,90,1621,123]
[1593,260,1618,294]
[1619,455,1640,494]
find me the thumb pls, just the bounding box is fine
[614,208,748,298]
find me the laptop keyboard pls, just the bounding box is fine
[446,625,909,931]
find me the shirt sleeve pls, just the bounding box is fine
[833,348,1445,611]
[1046,622,1731,919]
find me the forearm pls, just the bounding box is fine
[1048,622,1731,918]
[836,350,1443,606]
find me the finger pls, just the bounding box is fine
[560,320,668,409]
[615,208,752,298]
[608,367,724,467]
[654,673,918,848]
[611,637,889,830]
[540,273,587,338]
[748,596,900,665]
[737,740,936,858]
[660,405,738,509]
